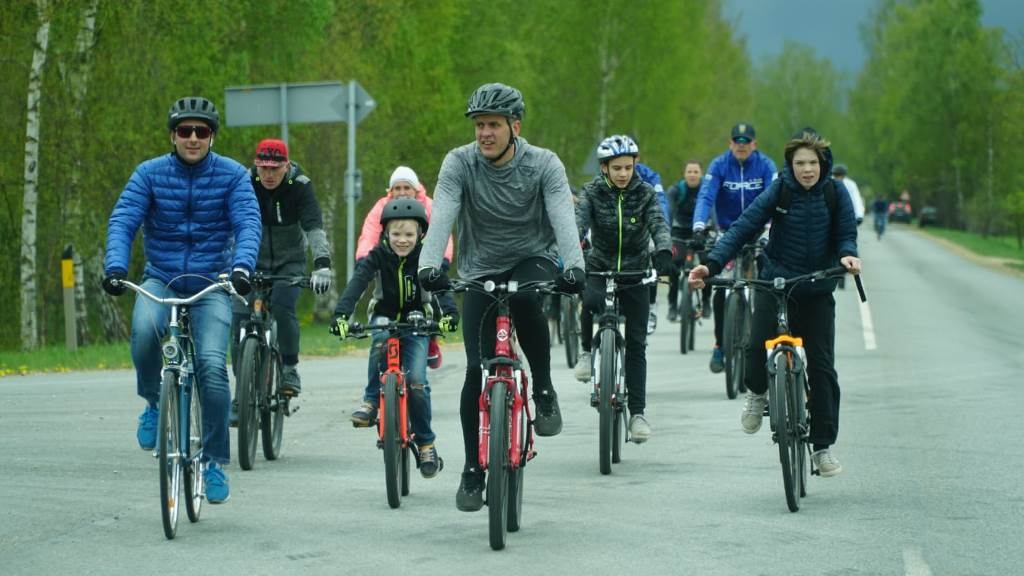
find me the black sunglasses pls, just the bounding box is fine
[175,125,213,139]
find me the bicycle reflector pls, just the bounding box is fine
[162,342,181,361]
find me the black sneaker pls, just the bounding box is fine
[533,388,563,437]
[456,467,485,511]
[417,444,444,479]
[280,365,301,396]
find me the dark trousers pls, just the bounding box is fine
[712,289,725,346]
[580,276,650,414]
[667,238,710,311]
[745,290,840,447]
[459,257,557,465]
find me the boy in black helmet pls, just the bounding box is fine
[331,198,459,478]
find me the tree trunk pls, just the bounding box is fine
[69,0,100,344]
[20,0,51,351]
[93,248,128,341]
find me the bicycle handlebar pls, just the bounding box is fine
[448,278,561,296]
[344,315,441,339]
[706,266,867,302]
[116,277,245,306]
[249,273,312,290]
[586,269,659,286]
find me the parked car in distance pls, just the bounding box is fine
[889,201,912,223]
[918,206,939,227]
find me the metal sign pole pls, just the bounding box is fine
[345,81,357,283]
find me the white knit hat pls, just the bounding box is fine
[389,166,420,190]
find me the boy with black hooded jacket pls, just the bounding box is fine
[689,128,862,476]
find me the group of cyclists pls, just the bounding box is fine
[102,83,862,516]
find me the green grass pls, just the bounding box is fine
[919,227,1024,266]
[1,323,463,376]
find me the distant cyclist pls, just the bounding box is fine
[871,195,889,240]
[831,164,864,225]
[573,134,674,442]
[692,122,777,374]
[666,159,710,321]
[416,83,585,512]
[689,127,861,477]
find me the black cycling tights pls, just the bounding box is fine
[459,257,557,465]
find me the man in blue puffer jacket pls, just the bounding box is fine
[688,127,861,478]
[692,122,778,373]
[102,96,262,504]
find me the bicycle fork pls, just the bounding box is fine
[764,340,808,444]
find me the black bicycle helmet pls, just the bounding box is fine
[167,96,220,132]
[832,163,848,176]
[380,197,429,234]
[465,83,525,120]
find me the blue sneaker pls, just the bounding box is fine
[136,404,159,450]
[204,463,230,504]
[709,346,725,374]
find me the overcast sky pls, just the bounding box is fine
[722,0,1024,74]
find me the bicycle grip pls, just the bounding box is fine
[854,274,867,303]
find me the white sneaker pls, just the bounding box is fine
[629,414,651,443]
[646,311,657,335]
[741,391,768,434]
[574,352,592,381]
[811,449,843,477]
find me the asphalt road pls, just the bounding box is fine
[2,225,1022,575]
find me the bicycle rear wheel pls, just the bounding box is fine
[723,292,747,399]
[260,341,285,461]
[772,352,801,512]
[382,374,403,509]
[562,296,580,368]
[679,283,692,355]
[158,371,181,539]
[236,337,260,471]
[597,331,617,475]
[487,383,510,550]
[183,379,204,523]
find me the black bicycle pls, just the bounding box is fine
[675,237,711,355]
[235,273,310,471]
[560,294,581,368]
[722,242,761,399]
[708,267,865,511]
[586,269,658,475]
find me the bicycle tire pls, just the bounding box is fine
[679,283,693,355]
[562,296,580,369]
[723,292,746,399]
[507,381,528,532]
[158,371,181,539]
[772,351,800,512]
[598,331,617,475]
[382,373,403,509]
[401,444,411,497]
[236,337,260,471]
[183,378,204,523]
[261,332,285,461]
[688,289,698,352]
[487,383,510,550]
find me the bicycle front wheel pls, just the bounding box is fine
[487,383,510,550]
[507,381,528,532]
[772,352,801,512]
[382,373,403,509]
[562,296,580,369]
[236,337,261,471]
[158,371,181,539]
[723,292,747,399]
[183,379,204,523]
[597,331,617,475]
[260,345,284,461]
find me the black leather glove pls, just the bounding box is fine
[418,267,450,291]
[556,267,586,294]
[655,250,676,277]
[693,228,707,248]
[102,271,127,296]
[230,269,252,296]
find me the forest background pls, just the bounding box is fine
[2,0,1022,350]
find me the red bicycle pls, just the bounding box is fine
[339,311,441,509]
[451,278,560,550]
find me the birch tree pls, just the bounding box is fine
[19,0,50,350]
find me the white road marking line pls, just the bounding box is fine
[903,546,934,576]
[858,299,877,350]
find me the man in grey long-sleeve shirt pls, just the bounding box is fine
[417,83,585,513]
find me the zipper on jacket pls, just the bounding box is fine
[617,191,624,271]
[396,257,406,321]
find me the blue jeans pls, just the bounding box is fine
[364,316,434,444]
[131,278,232,464]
